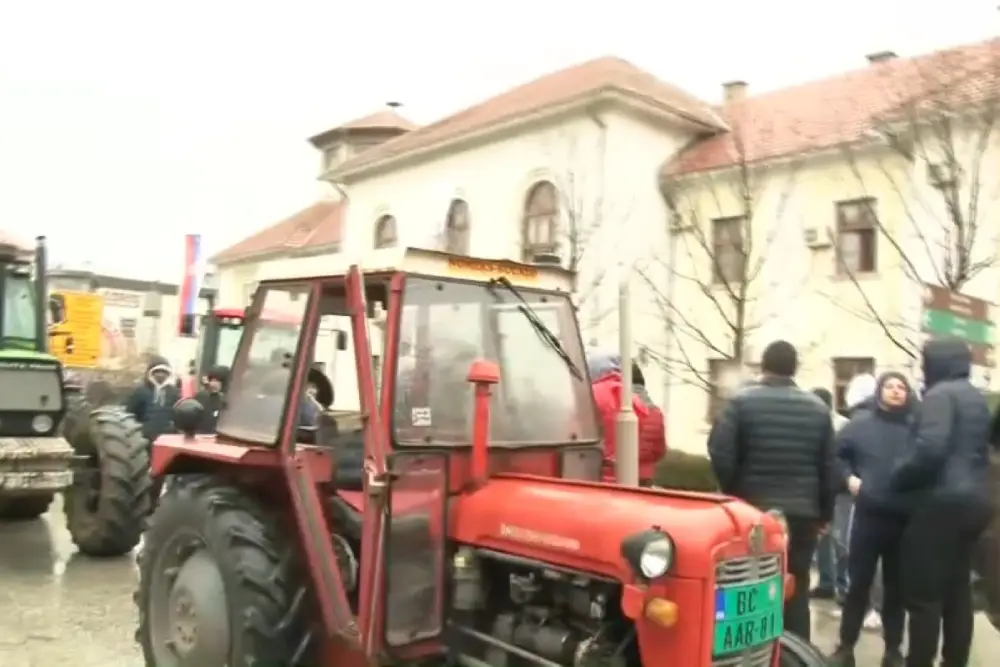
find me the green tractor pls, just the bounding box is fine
[0,234,151,558]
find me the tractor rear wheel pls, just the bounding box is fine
[61,392,93,445]
[0,494,53,521]
[64,407,152,557]
[777,632,829,666]
[135,477,312,666]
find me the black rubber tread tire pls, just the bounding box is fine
[61,393,94,450]
[64,406,152,557]
[778,631,830,666]
[0,494,54,521]
[135,476,312,666]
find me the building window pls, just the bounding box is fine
[444,199,471,255]
[833,356,876,414]
[711,216,746,284]
[836,199,878,274]
[374,214,398,249]
[522,180,559,261]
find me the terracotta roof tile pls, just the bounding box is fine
[666,37,1000,176]
[211,201,345,265]
[333,56,726,178]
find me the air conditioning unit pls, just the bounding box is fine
[803,227,832,249]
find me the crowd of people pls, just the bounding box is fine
[707,337,994,667]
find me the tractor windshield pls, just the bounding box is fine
[393,276,598,446]
[217,286,310,444]
[2,269,38,347]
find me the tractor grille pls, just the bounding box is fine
[712,643,774,667]
[715,554,782,586]
[0,369,62,411]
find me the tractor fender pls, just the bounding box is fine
[777,631,829,666]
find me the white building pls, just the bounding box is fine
[214,38,1000,451]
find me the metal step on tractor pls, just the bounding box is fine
[134,247,830,667]
[0,233,151,558]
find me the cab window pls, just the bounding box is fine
[217,285,310,444]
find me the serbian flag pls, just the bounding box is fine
[178,234,202,337]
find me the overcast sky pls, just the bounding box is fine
[0,0,996,283]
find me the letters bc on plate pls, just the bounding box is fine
[712,574,783,656]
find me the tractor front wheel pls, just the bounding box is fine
[135,477,311,667]
[0,494,53,521]
[64,407,152,557]
[778,632,830,666]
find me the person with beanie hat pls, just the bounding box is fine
[586,352,667,484]
[892,337,992,667]
[707,339,837,641]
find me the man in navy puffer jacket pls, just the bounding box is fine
[891,337,993,667]
[829,372,917,667]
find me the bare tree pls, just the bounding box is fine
[637,124,805,406]
[833,39,1000,359]
[530,130,632,337]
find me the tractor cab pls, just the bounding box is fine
[140,248,828,667]
[183,305,301,397]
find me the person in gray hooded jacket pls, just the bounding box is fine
[891,337,993,667]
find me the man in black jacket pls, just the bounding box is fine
[891,337,993,667]
[193,366,228,434]
[707,340,837,641]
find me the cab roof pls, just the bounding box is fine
[259,246,574,292]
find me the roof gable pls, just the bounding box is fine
[331,56,726,180]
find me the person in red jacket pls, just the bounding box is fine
[587,353,668,484]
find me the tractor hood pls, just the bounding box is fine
[450,475,781,580]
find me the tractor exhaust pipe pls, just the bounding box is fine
[466,359,500,487]
[35,235,48,352]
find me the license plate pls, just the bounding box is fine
[712,574,784,656]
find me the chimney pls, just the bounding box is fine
[723,81,748,104]
[866,51,897,65]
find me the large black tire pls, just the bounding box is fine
[64,406,152,557]
[0,494,53,521]
[61,392,93,445]
[135,477,312,666]
[778,632,829,666]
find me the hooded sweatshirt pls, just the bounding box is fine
[587,352,667,482]
[125,355,180,442]
[844,373,878,418]
[836,371,918,515]
[891,337,992,509]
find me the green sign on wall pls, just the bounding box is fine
[922,309,994,346]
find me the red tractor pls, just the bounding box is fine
[182,306,301,397]
[135,248,828,667]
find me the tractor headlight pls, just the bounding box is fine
[621,529,675,580]
[766,509,789,535]
[32,414,54,434]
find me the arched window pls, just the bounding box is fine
[444,199,471,255]
[374,214,398,249]
[521,180,559,261]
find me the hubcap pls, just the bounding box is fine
[149,544,231,666]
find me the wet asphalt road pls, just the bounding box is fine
[1,497,998,666]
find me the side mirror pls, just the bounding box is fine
[335,329,348,351]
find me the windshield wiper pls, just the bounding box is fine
[486,277,583,380]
